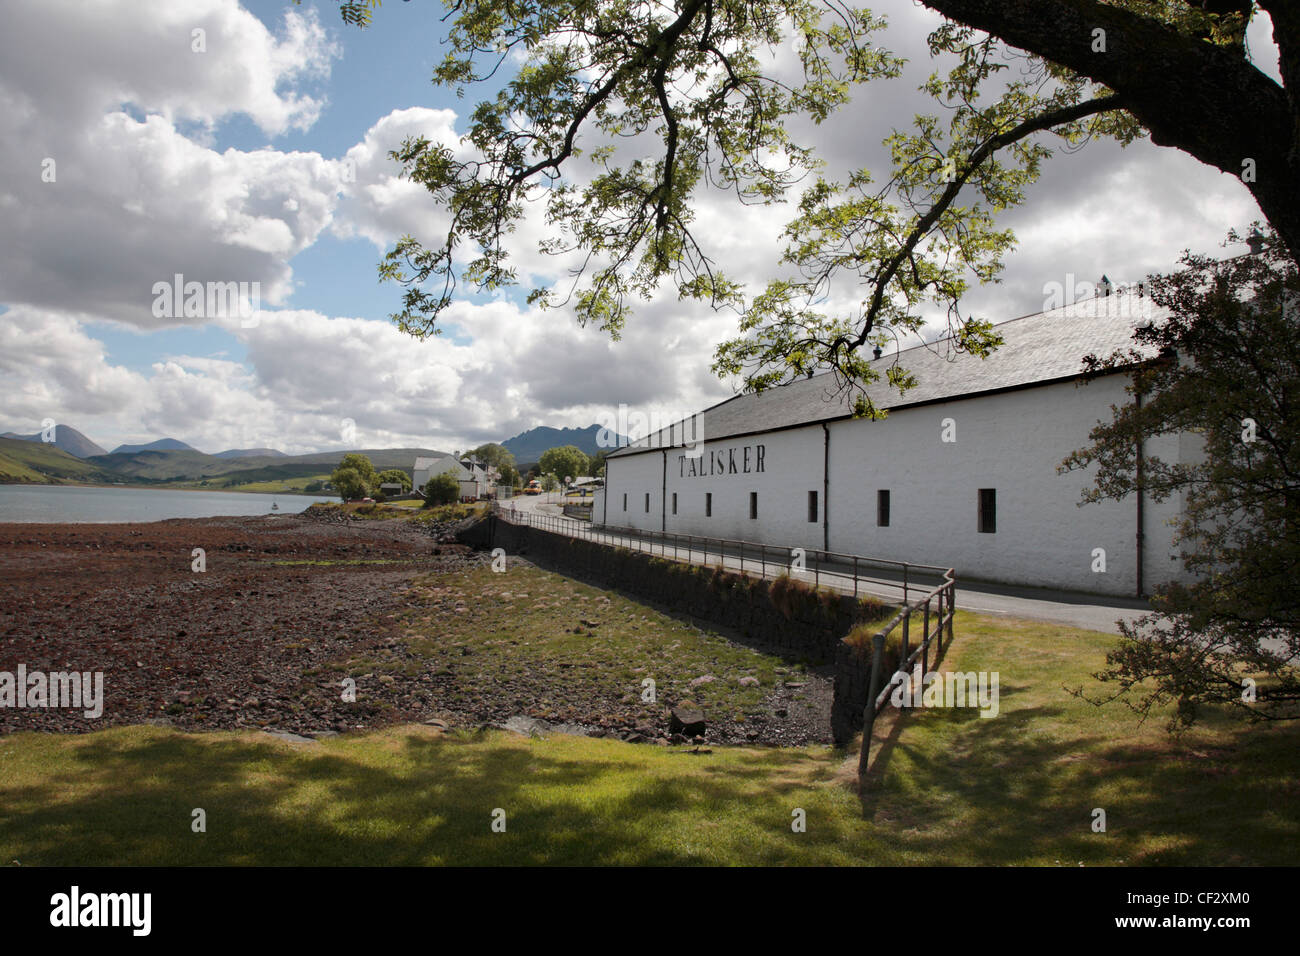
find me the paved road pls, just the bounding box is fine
[499,494,1151,634]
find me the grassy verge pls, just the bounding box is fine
[855,611,1300,865]
[1,607,1295,865]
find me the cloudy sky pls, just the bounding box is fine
[0,0,1279,455]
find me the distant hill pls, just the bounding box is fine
[502,425,625,462]
[0,437,119,484]
[88,449,238,481]
[278,448,450,471]
[0,424,107,459]
[81,446,450,483]
[214,448,287,459]
[110,438,198,455]
[0,433,452,487]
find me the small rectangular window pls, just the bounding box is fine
[644,492,650,513]
[705,492,712,517]
[877,490,890,528]
[978,488,997,533]
[808,490,818,523]
[622,493,627,511]
[749,492,758,519]
[671,492,678,515]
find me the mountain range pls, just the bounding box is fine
[110,438,198,455]
[0,421,625,486]
[1,424,106,459]
[501,424,623,463]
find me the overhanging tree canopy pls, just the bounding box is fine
[332,0,1291,412]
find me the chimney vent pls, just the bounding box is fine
[872,347,882,360]
[1247,228,1266,255]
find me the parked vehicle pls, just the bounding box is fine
[524,479,542,496]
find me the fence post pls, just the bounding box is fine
[903,562,909,604]
[921,598,931,679]
[857,632,887,779]
[947,579,955,644]
[854,555,859,598]
[761,543,766,580]
[935,588,943,656]
[901,605,911,672]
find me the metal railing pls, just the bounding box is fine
[560,501,594,520]
[856,567,957,780]
[490,501,951,606]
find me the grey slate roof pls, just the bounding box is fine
[609,293,1168,458]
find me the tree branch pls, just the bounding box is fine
[920,0,1299,258]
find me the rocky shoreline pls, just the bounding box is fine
[0,508,833,745]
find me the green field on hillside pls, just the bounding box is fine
[0,437,117,484]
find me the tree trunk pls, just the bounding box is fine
[923,0,1300,261]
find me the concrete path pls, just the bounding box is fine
[497,495,1151,634]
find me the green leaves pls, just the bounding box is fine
[1062,227,1300,727]
[370,1,899,341]
[344,2,1153,413]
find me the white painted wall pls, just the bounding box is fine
[413,455,464,492]
[599,374,1189,597]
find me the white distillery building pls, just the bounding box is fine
[593,295,1195,598]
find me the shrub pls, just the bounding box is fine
[844,624,903,673]
[857,595,887,620]
[331,466,367,501]
[331,454,377,500]
[411,502,474,524]
[376,468,412,494]
[423,471,460,506]
[769,573,818,620]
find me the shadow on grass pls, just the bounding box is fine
[856,688,1300,865]
[0,728,853,866]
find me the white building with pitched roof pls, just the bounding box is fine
[414,454,500,500]
[594,294,1194,598]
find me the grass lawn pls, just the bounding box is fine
[1,610,1295,865]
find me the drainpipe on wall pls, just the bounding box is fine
[602,459,609,525]
[822,423,830,552]
[661,449,667,533]
[1135,390,1145,598]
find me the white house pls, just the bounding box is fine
[594,294,1193,598]
[413,454,500,500]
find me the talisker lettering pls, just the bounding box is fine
[679,444,765,478]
